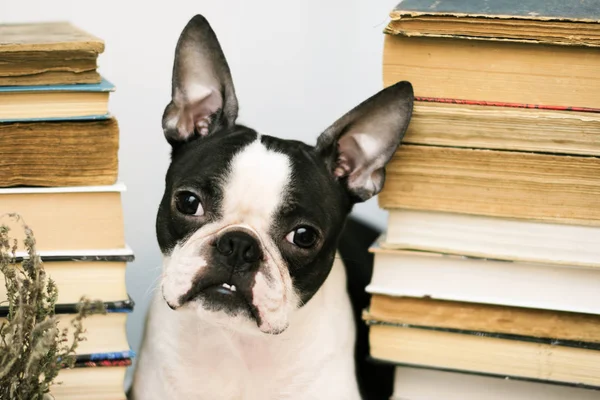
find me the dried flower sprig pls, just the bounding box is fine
[0,214,105,400]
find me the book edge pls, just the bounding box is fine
[364,319,600,350]
[368,239,600,270]
[412,96,600,113]
[0,76,115,93]
[73,349,136,363]
[12,245,135,261]
[367,358,600,391]
[0,112,112,123]
[364,285,600,315]
[0,297,135,316]
[0,181,126,194]
[389,8,600,24]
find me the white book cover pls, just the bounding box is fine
[385,209,600,267]
[0,182,126,195]
[392,366,600,400]
[367,247,600,314]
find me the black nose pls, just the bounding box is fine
[215,231,262,271]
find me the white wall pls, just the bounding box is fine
[4,0,399,375]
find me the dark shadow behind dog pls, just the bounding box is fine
[338,216,394,400]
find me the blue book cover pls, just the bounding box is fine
[83,350,136,361]
[0,77,115,93]
[0,77,115,123]
[0,113,111,123]
[392,0,600,21]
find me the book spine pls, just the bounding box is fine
[0,297,135,317]
[73,358,133,368]
[77,350,135,361]
[364,320,600,350]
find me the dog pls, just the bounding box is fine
[130,14,413,400]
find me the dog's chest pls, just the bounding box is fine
[133,257,361,400]
[171,332,331,399]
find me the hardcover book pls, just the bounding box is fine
[367,242,600,314]
[405,101,600,156]
[383,209,600,267]
[391,366,600,400]
[1,249,134,304]
[0,78,114,121]
[0,299,133,356]
[377,145,600,226]
[0,21,103,86]
[386,0,600,47]
[0,184,126,252]
[0,117,119,187]
[382,35,600,109]
[369,324,600,387]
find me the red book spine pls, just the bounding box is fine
[414,96,600,113]
[74,358,133,368]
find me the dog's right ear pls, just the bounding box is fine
[162,15,239,146]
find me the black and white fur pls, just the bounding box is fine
[130,15,413,400]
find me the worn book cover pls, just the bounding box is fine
[0,117,119,187]
[387,0,600,46]
[364,295,600,350]
[0,21,104,85]
[377,145,600,226]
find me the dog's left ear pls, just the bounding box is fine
[315,81,414,202]
[162,15,239,146]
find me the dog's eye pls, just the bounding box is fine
[285,226,318,248]
[175,191,204,216]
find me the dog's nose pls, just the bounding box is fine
[215,231,262,271]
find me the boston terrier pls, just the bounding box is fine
[130,14,413,400]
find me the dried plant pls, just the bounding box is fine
[0,214,105,400]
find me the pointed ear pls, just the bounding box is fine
[162,15,239,146]
[315,81,414,202]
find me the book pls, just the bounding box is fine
[0,21,103,86]
[366,245,600,314]
[364,296,600,349]
[0,78,114,121]
[405,101,600,155]
[0,184,126,252]
[0,117,119,187]
[385,0,600,47]
[383,34,600,109]
[383,209,600,267]
[74,350,135,363]
[369,324,600,387]
[73,357,133,368]
[377,145,600,226]
[50,363,128,400]
[0,300,132,356]
[1,249,133,304]
[390,366,600,400]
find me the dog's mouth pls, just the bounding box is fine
[208,282,238,295]
[176,277,260,322]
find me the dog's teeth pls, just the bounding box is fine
[230,285,236,292]
[222,283,231,290]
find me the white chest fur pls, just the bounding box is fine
[131,256,361,400]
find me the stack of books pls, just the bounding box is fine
[0,22,133,399]
[363,1,600,399]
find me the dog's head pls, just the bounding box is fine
[157,15,413,335]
